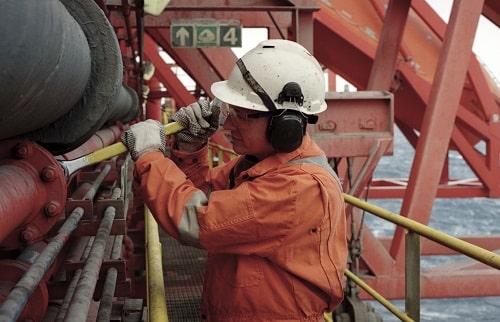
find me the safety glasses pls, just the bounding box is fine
[220,104,273,126]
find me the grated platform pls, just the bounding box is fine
[160,230,207,322]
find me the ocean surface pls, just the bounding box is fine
[363,128,500,321]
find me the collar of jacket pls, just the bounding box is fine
[242,134,324,178]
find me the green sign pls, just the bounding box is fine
[171,21,241,48]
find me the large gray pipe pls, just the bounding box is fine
[0,0,91,140]
[0,0,139,155]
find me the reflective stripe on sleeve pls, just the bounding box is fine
[177,190,207,248]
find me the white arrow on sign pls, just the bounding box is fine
[175,27,190,47]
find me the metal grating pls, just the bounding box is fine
[160,230,207,322]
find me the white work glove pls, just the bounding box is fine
[172,98,220,150]
[120,119,166,161]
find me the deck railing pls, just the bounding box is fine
[148,142,500,321]
[343,194,500,322]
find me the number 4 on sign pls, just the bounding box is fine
[220,26,241,47]
[223,28,237,45]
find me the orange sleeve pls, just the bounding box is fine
[134,152,205,242]
[170,144,210,193]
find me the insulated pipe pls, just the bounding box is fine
[96,267,118,322]
[64,207,116,322]
[27,0,136,155]
[107,84,141,124]
[63,169,117,321]
[96,235,123,321]
[0,0,139,155]
[0,0,91,141]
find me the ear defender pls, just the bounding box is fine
[267,110,307,153]
[234,59,314,153]
[266,82,307,153]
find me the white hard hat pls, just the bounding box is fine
[211,39,327,115]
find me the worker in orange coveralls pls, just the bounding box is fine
[121,39,347,322]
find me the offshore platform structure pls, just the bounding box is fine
[0,0,499,321]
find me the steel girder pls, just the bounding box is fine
[106,0,500,300]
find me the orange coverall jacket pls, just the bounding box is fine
[133,134,347,322]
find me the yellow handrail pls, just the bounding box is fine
[344,269,414,322]
[343,193,500,270]
[145,207,169,321]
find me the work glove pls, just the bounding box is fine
[172,98,221,149]
[120,119,166,161]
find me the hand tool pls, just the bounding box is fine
[58,98,222,178]
[59,121,184,178]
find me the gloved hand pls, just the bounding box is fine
[172,98,220,151]
[120,119,166,161]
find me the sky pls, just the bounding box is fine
[427,0,500,82]
[171,1,500,92]
[232,1,500,91]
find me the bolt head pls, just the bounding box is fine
[44,201,61,217]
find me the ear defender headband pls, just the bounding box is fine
[236,58,312,153]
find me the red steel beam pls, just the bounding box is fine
[391,0,484,261]
[107,0,500,299]
[483,0,500,26]
[146,28,236,97]
[143,33,196,107]
[367,0,411,90]
[360,267,500,299]
[313,5,374,89]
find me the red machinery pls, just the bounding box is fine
[0,0,499,320]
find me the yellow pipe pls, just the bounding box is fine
[344,269,415,322]
[145,206,169,322]
[343,193,500,270]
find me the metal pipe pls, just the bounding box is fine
[56,236,95,321]
[63,207,116,321]
[0,140,67,249]
[0,165,41,243]
[98,215,124,321]
[112,235,124,260]
[107,83,140,124]
[344,269,414,322]
[0,206,85,321]
[405,231,420,322]
[146,207,169,321]
[55,269,83,322]
[16,242,48,265]
[96,267,118,322]
[83,165,112,200]
[0,0,91,140]
[0,0,138,155]
[58,125,123,161]
[145,77,163,121]
[0,161,114,320]
[343,193,500,269]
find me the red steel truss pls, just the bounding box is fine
[108,0,500,299]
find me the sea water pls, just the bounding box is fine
[363,128,500,321]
